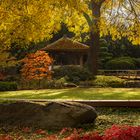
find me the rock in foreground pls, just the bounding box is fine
[0,101,97,129]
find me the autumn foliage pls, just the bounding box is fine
[0,125,140,140]
[21,51,53,81]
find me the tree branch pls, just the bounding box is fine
[83,12,93,27]
[128,0,138,19]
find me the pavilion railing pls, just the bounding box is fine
[98,70,140,80]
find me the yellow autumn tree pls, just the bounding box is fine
[0,0,62,46]
[0,0,140,75]
[0,49,18,68]
[61,0,140,74]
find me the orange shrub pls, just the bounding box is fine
[21,51,53,81]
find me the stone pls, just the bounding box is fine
[0,101,97,129]
[64,82,77,87]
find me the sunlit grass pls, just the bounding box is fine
[0,88,139,100]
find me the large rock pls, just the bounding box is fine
[0,101,97,129]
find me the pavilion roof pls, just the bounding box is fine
[41,36,89,52]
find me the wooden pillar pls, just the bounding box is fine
[75,58,77,65]
[80,55,83,67]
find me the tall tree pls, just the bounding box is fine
[63,0,140,74]
[0,0,140,75]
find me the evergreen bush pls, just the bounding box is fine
[105,57,136,70]
[0,81,17,91]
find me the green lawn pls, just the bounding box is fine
[0,88,140,100]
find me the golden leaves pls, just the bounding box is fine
[0,0,140,46]
[0,49,18,67]
[0,0,62,46]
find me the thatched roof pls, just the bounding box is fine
[41,37,89,52]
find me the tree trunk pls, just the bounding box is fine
[87,1,102,75]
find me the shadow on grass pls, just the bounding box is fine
[0,88,140,100]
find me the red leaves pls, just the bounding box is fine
[61,125,140,140]
[103,125,140,140]
[81,132,102,140]
[63,131,102,140]
[21,51,53,81]
[59,128,101,140]
[0,125,140,140]
[35,129,47,135]
[22,127,31,133]
[0,135,14,140]
[22,127,47,135]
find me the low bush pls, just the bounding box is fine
[53,66,93,84]
[93,76,126,87]
[19,79,53,90]
[41,78,68,89]
[80,76,126,88]
[133,58,140,69]
[105,57,136,70]
[19,77,74,89]
[20,75,126,89]
[0,81,17,91]
[3,75,20,82]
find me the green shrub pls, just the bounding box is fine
[93,76,126,87]
[41,77,77,89]
[105,57,136,70]
[0,82,17,91]
[79,76,126,88]
[53,66,93,84]
[19,77,69,89]
[133,58,140,69]
[4,75,20,82]
[41,78,67,89]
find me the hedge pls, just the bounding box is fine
[0,81,17,91]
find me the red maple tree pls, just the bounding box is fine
[21,51,53,81]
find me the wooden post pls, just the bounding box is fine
[80,55,83,67]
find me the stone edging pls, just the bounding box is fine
[0,99,140,107]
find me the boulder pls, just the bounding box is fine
[0,101,97,129]
[64,82,77,87]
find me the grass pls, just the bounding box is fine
[0,88,139,139]
[0,88,140,100]
[94,107,140,133]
